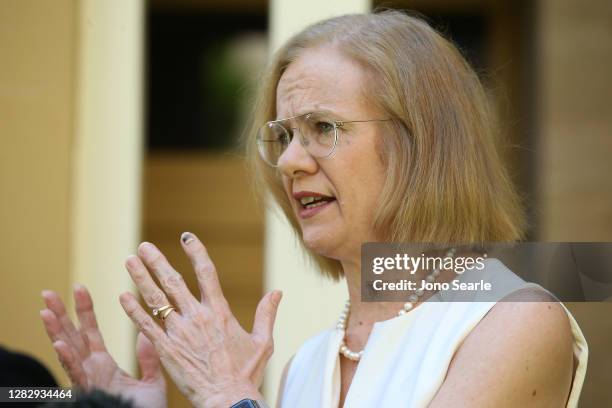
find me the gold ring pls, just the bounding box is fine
[152,305,175,321]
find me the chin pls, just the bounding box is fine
[300,227,342,259]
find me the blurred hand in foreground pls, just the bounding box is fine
[40,286,167,408]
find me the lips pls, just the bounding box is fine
[292,190,337,219]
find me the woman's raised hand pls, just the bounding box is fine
[119,232,282,408]
[40,286,167,408]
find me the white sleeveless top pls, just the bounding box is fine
[281,259,588,408]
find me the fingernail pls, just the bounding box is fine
[181,232,195,245]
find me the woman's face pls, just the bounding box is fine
[275,45,387,262]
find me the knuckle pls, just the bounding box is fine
[162,274,184,291]
[136,316,154,333]
[196,261,216,279]
[125,298,141,315]
[132,271,147,284]
[124,301,138,315]
[193,311,211,326]
[149,290,166,305]
[263,306,274,319]
[150,252,166,269]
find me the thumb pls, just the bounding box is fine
[252,290,283,342]
[136,332,162,381]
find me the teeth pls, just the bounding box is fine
[300,197,318,205]
[305,201,328,209]
[298,195,335,208]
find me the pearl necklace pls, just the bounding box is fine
[337,248,456,361]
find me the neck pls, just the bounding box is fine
[340,257,406,329]
[340,248,458,329]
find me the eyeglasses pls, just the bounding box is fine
[256,112,392,167]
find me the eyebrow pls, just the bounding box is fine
[274,108,346,122]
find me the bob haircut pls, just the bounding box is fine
[244,10,525,281]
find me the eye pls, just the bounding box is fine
[277,133,290,146]
[280,128,295,145]
[315,121,334,134]
[269,124,292,145]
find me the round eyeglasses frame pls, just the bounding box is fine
[256,112,393,167]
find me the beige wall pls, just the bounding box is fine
[0,0,143,383]
[0,0,77,383]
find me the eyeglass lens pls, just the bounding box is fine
[257,113,337,166]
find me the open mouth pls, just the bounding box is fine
[299,195,336,209]
[292,191,337,218]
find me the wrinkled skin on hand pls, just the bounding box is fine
[118,232,282,408]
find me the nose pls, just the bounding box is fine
[277,131,318,178]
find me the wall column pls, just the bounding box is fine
[71,0,144,373]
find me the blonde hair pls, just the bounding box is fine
[244,10,526,281]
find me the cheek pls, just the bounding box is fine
[332,163,385,219]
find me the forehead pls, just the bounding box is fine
[275,46,370,119]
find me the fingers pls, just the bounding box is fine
[40,308,69,347]
[73,285,107,353]
[40,310,89,388]
[180,232,226,307]
[252,290,283,345]
[125,255,181,326]
[119,292,167,347]
[41,291,88,358]
[136,332,163,382]
[52,340,88,389]
[136,242,197,314]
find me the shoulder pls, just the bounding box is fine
[431,289,574,407]
[482,288,573,350]
[475,289,574,374]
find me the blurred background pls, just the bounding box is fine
[1,0,611,406]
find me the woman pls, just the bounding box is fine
[40,10,587,408]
